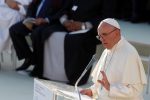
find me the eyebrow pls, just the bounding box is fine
[100,28,117,35]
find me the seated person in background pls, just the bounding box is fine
[0,0,31,53]
[80,18,147,100]
[130,0,147,23]
[9,0,66,71]
[31,0,103,85]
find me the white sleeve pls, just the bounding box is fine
[15,0,32,5]
[59,14,68,24]
[109,83,144,98]
[90,84,99,99]
[0,0,5,5]
[17,0,32,15]
[18,4,26,15]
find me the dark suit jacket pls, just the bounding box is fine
[33,0,103,86]
[26,0,65,23]
[63,0,103,85]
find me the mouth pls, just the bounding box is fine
[102,42,108,45]
[102,42,109,48]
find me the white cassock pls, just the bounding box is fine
[90,36,147,100]
[0,0,32,53]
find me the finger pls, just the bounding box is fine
[100,71,107,79]
[98,80,104,85]
[80,90,87,95]
[100,71,105,76]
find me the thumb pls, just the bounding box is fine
[97,80,104,85]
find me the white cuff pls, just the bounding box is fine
[60,14,68,24]
[18,4,26,15]
[0,0,5,5]
[90,86,99,99]
[45,18,50,23]
[85,22,93,29]
[81,23,86,30]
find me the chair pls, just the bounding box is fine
[0,45,17,70]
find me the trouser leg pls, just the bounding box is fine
[9,21,32,60]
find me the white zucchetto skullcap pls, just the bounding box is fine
[99,18,120,29]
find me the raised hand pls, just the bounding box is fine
[98,71,110,91]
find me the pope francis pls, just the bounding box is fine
[80,18,147,100]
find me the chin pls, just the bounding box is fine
[105,46,111,49]
[103,45,108,49]
[103,44,108,48]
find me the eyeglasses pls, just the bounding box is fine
[96,28,117,40]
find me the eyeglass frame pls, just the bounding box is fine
[96,28,118,40]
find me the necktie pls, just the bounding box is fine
[37,0,50,17]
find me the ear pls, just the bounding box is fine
[115,29,120,37]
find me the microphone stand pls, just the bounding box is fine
[75,54,96,100]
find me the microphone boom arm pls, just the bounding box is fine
[75,54,96,100]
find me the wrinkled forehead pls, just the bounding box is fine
[98,22,115,32]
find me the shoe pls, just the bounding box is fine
[29,69,43,78]
[15,58,32,71]
[29,70,39,77]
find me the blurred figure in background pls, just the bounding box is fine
[130,0,148,23]
[9,0,65,71]
[31,0,103,85]
[147,0,150,24]
[0,0,32,53]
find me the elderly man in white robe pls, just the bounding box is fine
[0,0,31,52]
[80,18,147,100]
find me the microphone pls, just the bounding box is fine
[75,54,97,100]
